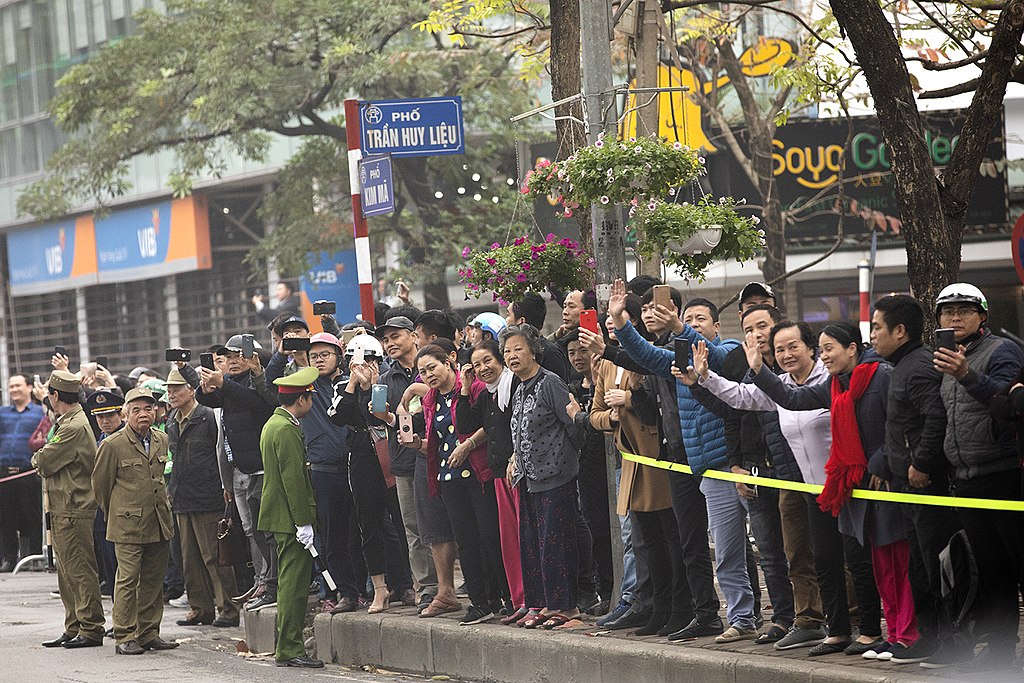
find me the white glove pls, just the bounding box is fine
[295,524,314,550]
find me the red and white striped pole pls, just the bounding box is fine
[344,98,376,325]
[858,258,871,343]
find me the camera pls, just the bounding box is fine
[282,337,311,353]
[312,300,336,316]
[165,348,192,363]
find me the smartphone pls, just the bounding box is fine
[54,346,67,357]
[282,337,311,353]
[457,346,473,367]
[935,327,957,352]
[579,309,599,335]
[165,348,192,363]
[398,413,415,444]
[33,374,40,386]
[241,334,255,359]
[95,356,108,369]
[653,285,672,309]
[674,337,691,369]
[312,300,336,316]
[199,353,216,371]
[371,384,388,413]
[350,346,365,366]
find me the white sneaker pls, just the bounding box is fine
[169,593,189,608]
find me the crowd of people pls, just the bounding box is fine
[2,275,1023,672]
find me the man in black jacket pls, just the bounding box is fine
[166,368,238,627]
[197,335,277,611]
[871,294,963,666]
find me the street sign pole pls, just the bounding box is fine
[344,98,376,325]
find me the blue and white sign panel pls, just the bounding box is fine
[359,97,465,158]
[359,155,395,217]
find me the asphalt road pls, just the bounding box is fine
[0,570,457,683]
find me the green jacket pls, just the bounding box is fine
[31,405,97,519]
[92,426,173,544]
[258,407,316,533]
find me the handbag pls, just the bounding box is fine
[369,425,397,489]
[217,501,250,567]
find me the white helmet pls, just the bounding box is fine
[934,283,988,318]
[343,333,385,361]
[472,312,507,341]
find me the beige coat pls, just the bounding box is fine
[93,427,173,544]
[590,358,671,515]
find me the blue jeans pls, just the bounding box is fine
[700,475,755,629]
[615,467,638,604]
[742,484,795,627]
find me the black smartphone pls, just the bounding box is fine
[241,334,255,359]
[165,348,192,362]
[282,337,311,353]
[199,353,216,371]
[54,345,67,357]
[674,337,691,369]
[313,300,336,316]
[95,356,108,369]
[457,346,473,367]
[935,328,957,352]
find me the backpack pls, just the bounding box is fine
[939,529,978,641]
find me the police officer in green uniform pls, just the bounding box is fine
[92,387,179,655]
[33,370,106,648]
[258,366,322,668]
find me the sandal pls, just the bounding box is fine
[501,607,529,626]
[541,614,572,630]
[516,608,542,627]
[418,598,462,618]
[522,611,548,629]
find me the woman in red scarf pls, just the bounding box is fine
[749,322,917,660]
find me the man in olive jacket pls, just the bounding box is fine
[258,367,321,668]
[33,370,105,648]
[93,387,179,655]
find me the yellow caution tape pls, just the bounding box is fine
[620,451,1024,512]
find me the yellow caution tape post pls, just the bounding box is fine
[620,451,1024,512]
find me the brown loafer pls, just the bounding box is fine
[115,640,145,655]
[176,610,213,626]
[141,637,180,651]
[329,596,357,614]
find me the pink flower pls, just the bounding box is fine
[516,273,528,283]
[563,209,573,218]
[513,236,526,246]
[537,159,552,168]
[491,242,501,250]
[461,247,471,258]
[586,258,596,268]
[486,258,496,266]
[522,262,531,271]
[546,233,556,242]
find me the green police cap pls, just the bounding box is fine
[273,366,318,395]
[47,370,81,393]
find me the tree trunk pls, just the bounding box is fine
[830,0,1024,323]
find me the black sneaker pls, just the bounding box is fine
[459,605,494,626]
[889,638,938,665]
[576,591,600,614]
[920,643,973,669]
[245,594,277,612]
[667,617,725,641]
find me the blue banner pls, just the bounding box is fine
[299,250,362,329]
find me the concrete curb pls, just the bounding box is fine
[241,604,277,654]
[312,608,945,683]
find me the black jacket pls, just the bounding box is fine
[167,403,224,513]
[456,376,520,473]
[884,342,948,487]
[195,370,276,474]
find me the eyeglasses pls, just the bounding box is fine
[309,351,337,361]
[939,306,979,318]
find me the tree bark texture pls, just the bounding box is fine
[830,0,1024,319]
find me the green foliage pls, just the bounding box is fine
[458,233,594,305]
[634,197,765,281]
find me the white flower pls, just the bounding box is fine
[673,142,683,150]
[698,156,706,164]
[600,195,610,204]
[668,188,676,195]
[595,139,605,148]
[752,216,761,225]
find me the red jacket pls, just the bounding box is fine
[424,376,492,497]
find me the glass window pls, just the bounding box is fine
[92,0,106,44]
[3,10,16,66]
[72,0,89,51]
[54,0,71,58]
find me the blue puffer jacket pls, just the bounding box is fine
[615,321,740,474]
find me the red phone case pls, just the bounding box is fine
[580,309,599,334]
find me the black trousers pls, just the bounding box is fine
[0,471,42,562]
[632,507,692,624]
[900,479,961,643]
[575,500,596,597]
[578,452,613,598]
[668,472,719,623]
[439,477,508,607]
[955,472,1024,650]
[92,509,117,595]
[804,493,880,637]
[311,468,360,601]
[348,448,413,592]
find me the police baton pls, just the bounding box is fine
[308,545,336,592]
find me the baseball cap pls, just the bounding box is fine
[216,334,264,356]
[738,282,775,308]
[375,316,415,337]
[273,315,309,336]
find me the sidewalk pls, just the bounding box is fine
[243,601,1022,683]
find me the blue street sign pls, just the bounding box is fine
[359,155,395,217]
[359,97,465,157]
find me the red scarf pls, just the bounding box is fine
[817,362,878,516]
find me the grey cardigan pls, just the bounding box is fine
[510,368,582,493]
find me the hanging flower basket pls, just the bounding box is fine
[520,135,705,213]
[634,196,766,281]
[458,234,595,305]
